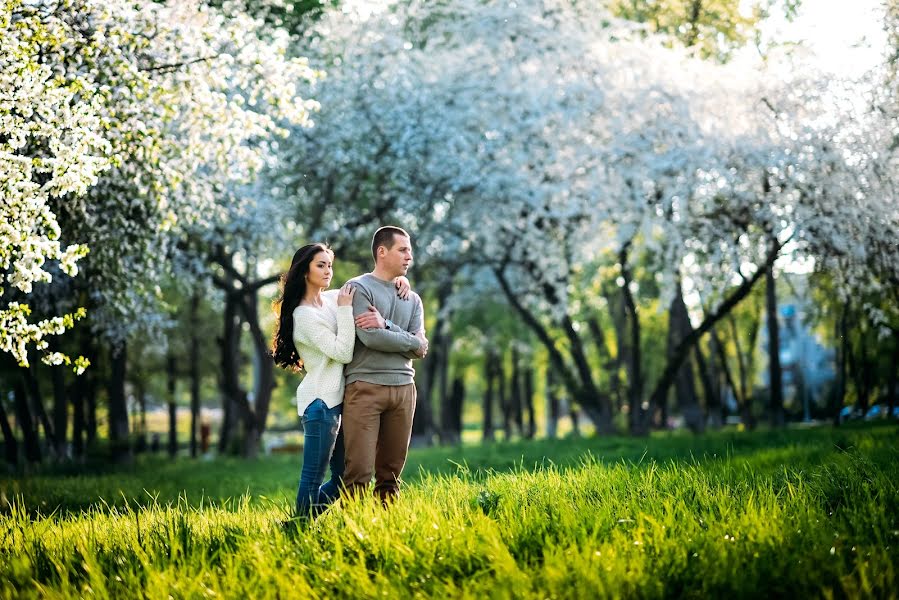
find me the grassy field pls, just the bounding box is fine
[1,423,897,598]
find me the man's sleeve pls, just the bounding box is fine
[400,295,426,360]
[352,281,421,354]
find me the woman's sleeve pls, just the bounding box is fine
[293,307,356,364]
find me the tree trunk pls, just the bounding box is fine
[435,330,452,441]
[13,371,41,463]
[24,363,56,455]
[667,284,703,434]
[523,357,536,439]
[710,328,742,426]
[0,399,19,470]
[510,347,523,436]
[71,368,86,459]
[546,369,560,438]
[441,376,464,445]
[133,379,147,454]
[645,240,781,428]
[620,246,645,435]
[414,324,441,446]
[190,291,201,458]
[703,331,725,428]
[765,267,784,428]
[493,266,613,432]
[108,344,131,461]
[588,316,624,412]
[498,353,511,440]
[694,341,721,429]
[0,396,18,469]
[85,366,98,448]
[726,314,756,428]
[218,294,241,454]
[50,361,68,459]
[167,353,178,458]
[482,351,497,442]
[239,290,272,457]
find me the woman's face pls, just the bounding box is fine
[305,250,334,290]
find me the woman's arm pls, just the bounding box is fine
[293,306,355,364]
[395,276,411,300]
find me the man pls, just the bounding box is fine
[343,226,428,503]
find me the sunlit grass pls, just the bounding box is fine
[1,423,896,598]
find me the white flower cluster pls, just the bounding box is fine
[286,0,895,330]
[1,0,321,363]
[1,0,111,367]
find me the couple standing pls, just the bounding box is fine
[271,226,429,517]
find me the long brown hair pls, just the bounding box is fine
[271,243,333,371]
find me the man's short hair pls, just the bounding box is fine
[371,226,410,262]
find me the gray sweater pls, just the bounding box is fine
[344,273,425,386]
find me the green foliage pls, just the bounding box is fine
[1,424,896,597]
[608,0,772,61]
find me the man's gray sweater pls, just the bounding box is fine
[345,273,424,386]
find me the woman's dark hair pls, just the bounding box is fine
[271,243,333,371]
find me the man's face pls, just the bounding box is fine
[378,234,413,277]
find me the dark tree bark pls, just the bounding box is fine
[85,361,98,448]
[644,240,782,432]
[213,253,281,457]
[414,287,452,447]
[619,244,645,434]
[492,266,613,432]
[482,350,498,442]
[190,290,201,457]
[413,350,439,446]
[498,353,511,440]
[667,284,703,433]
[765,267,785,428]
[545,369,560,438]
[441,376,464,445]
[710,328,743,426]
[13,372,41,463]
[218,293,243,454]
[435,331,452,441]
[50,361,68,459]
[726,315,756,428]
[133,379,147,454]
[700,332,725,428]
[0,396,18,468]
[510,347,523,436]
[239,289,273,456]
[24,364,56,455]
[71,366,86,459]
[167,353,178,458]
[108,344,131,461]
[523,357,536,439]
[588,316,624,412]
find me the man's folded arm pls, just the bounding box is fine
[400,297,426,360]
[352,284,422,353]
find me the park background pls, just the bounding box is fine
[1,0,898,597]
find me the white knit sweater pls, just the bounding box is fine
[292,289,355,416]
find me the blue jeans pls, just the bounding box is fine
[295,399,344,517]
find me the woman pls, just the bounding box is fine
[271,243,408,517]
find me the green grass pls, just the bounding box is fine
[1,423,897,598]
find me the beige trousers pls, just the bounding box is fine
[342,381,417,502]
